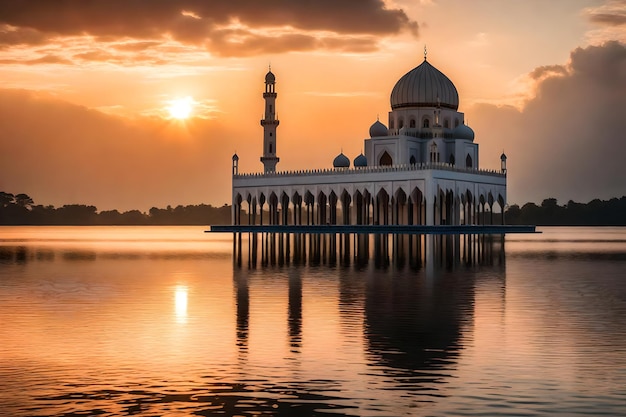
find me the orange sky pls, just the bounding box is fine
[0,0,624,211]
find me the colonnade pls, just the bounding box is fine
[233,187,506,226]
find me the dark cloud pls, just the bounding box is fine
[470,41,626,205]
[589,12,626,26]
[0,54,73,65]
[0,0,417,56]
[0,25,48,48]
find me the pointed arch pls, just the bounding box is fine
[340,189,352,225]
[328,191,338,225]
[304,190,314,225]
[409,187,424,225]
[498,194,506,225]
[466,154,473,168]
[353,190,364,225]
[379,151,392,166]
[317,191,328,225]
[258,193,266,225]
[394,188,407,225]
[376,188,390,225]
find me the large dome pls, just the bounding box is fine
[390,59,459,110]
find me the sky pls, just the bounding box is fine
[0,0,624,211]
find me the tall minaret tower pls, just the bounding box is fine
[260,67,280,172]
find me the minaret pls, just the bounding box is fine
[260,66,280,172]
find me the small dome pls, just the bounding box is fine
[333,152,350,168]
[453,123,474,141]
[390,59,459,110]
[265,70,275,83]
[500,152,507,160]
[369,120,388,137]
[354,153,367,167]
[232,153,239,161]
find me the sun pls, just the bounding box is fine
[167,96,194,120]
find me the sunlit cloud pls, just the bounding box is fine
[181,10,202,20]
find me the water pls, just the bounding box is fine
[0,226,625,416]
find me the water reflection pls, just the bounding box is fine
[174,285,188,324]
[235,232,505,270]
[2,227,624,416]
[233,232,504,399]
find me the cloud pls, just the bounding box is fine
[528,64,568,80]
[583,0,626,43]
[0,24,47,48]
[469,41,626,205]
[584,0,626,26]
[0,89,234,210]
[0,0,418,61]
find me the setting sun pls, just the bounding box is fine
[167,97,194,120]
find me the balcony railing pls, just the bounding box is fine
[235,162,505,179]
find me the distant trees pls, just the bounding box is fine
[505,197,626,225]
[1,191,625,226]
[0,191,231,225]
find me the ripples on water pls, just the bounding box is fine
[0,226,625,416]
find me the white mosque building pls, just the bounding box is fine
[231,53,507,227]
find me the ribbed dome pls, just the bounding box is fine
[265,70,275,83]
[354,153,367,167]
[369,120,388,137]
[453,123,474,140]
[333,152,350,168]
[390,59,459,110]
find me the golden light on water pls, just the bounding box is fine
[174,285,188,323]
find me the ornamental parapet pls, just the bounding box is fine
[234,162,506,179]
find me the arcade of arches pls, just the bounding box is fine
[232,187,506,226]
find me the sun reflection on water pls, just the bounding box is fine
[174,285,188,323]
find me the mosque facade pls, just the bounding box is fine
[231,55,507,227]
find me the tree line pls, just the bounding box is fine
[505,197,626,226]
[0,192,231,225]
[1,191,625,226]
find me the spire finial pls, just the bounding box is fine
[424,45,427,61]
[377,114,379,121]
[268,62,271,72]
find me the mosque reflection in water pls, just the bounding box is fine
[233,232,505,382]
[234,232,504,270]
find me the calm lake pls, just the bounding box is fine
[0,226,625,416]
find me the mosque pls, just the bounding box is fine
[230,52,507,227]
